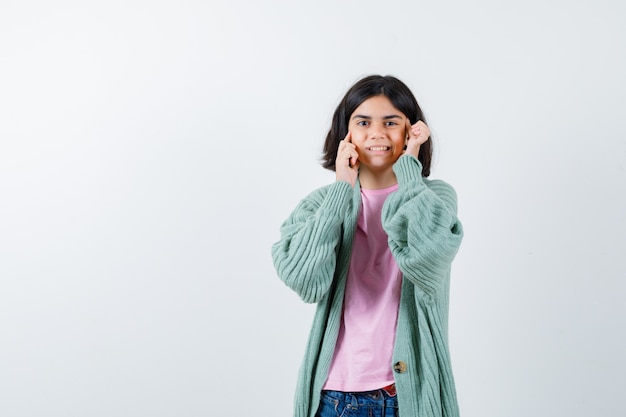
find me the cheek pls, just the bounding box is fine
[393,135,406,151]
[350,133,368,150]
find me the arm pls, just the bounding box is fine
[382,154,463,299]
[271,181,353,303]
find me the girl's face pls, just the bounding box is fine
[348,95,408,174]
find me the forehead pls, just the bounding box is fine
[351,95,403,118]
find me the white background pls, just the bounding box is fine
[1,1,625,416]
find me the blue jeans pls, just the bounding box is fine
[315,388,399,417]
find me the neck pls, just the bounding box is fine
[358,167,397,190]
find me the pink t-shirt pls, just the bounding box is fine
[323,184,402,392]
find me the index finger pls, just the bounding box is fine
[405,118,414,139]
[344,130,352,143]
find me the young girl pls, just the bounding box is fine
[272,75,463,417]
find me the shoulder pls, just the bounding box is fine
[290,181,353,216]
[298,183,337,206]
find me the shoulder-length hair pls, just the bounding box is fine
[322,75,432,177]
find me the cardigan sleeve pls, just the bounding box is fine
[382,154,463,299]
[271,181,353,303]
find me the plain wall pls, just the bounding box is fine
[1,1,625,416]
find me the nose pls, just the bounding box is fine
[369,121,386,138]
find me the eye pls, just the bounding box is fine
[356,120,369,126]
[385,121,398,127]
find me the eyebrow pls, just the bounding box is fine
[351,114,403,120]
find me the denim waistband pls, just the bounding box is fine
[323,383,396,397]
[321,384,398,407]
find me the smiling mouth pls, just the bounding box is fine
[368,146,391,151]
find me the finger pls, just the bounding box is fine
[340,142,355,156]
[413,120,427,132]
[350,150,359,167]
[411,120,422,134]
[344,130,352,143]
[338,144,356,166]
[417,122,430,139]
[412,121,429,140]
[405,119,414,139]
[337,138,353,156]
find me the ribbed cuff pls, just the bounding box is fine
[393,154,426,189]
[320,180,353,214]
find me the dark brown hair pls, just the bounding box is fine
[322,75,432,177]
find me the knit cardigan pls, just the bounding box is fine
[272,154,464,417]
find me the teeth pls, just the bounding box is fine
[370,146,390,151]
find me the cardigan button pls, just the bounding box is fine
[393,361,407,373]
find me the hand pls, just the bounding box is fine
[335,131,359,187]
[404,120,430,158]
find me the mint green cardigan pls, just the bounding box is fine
[272,154,464,417]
